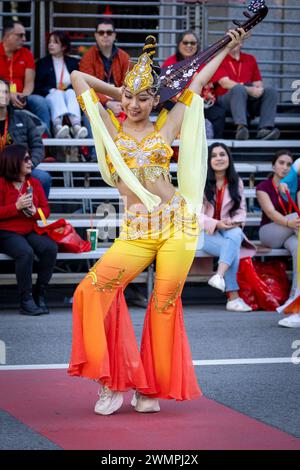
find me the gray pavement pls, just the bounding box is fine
[0,304,300,449]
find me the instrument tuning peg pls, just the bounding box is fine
[243,11,252,19]
[232,19,242,27]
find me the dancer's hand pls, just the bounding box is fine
[226,28,247,50]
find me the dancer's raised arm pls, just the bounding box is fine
[70,70,122,135]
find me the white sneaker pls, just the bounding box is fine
[208,274,225,292]
[278,313,300,328]
[94,386,124,415]
[226,297,252,312]
[131,391,160,413]
[54,124,70,139]
[71,125,88,139]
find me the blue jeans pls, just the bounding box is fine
[27,95,51,134]
[202,227,243,292]
[31,169,52,198]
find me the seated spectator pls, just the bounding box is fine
[162,30,226,139]
[34,31,87,139]
[0,77,51,198]
[0,144,57,315]
[79,18,130,160]
[200,142,255,312]
[213,42,280,141]
[256,150,300,328]
[0,20,51,134]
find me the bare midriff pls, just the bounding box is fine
[116,175,176,212]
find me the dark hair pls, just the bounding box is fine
[175,30,199,61]
[3,20,24,37]
[143,35,160,96]
[95,18,115,32]
[0,77,10,90]
[48,31,71,54]
[0,144,29,182]
[204,142,241,217]
[272,149,294,165]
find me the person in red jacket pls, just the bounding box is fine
[79,18,130,160]
[0,144,57,315]
[79,18,130,115]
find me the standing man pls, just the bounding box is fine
[0,78,51,197]
[214,42,280,141]
[0,20,51,134]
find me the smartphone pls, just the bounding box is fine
[17,95,27,105]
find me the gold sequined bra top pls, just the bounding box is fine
[105,111,174,185]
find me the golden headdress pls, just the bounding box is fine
[124,35,160,95]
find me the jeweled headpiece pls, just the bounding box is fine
[124,35,160,95]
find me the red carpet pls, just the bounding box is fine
[0,369,299,450]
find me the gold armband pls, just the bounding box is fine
[177,88,194,107]
[77,88,99,112]
[107,109,121,132]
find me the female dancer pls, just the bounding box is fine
[201,142,255,311]
[68,30,245,415]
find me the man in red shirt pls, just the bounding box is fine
[0,20,51,133]
[214,43,280,140]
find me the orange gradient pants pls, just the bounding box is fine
[68,230,201,401]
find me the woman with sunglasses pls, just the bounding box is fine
[68,29,246,416]
[0,144,57,315]
[163,31,226,139]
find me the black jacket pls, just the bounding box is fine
[8,107,44,167]
[34,54,79,97]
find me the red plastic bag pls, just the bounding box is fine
[237,257,290,311]
[35,218,91,253]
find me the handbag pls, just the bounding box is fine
[35,209,91,253]
[237,257,290,311]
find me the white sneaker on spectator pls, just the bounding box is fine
[278,313,300,328]
[94,385,123,415]
[71,125,88,139]
[131,391,160,413]
[54,124,70,139]
[208,274,225,292]
[226,297,252,312]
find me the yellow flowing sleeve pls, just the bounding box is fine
[177,92,208,215]
[79,89,161,211]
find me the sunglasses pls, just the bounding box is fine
[182,41,197,46]
[96,30,114,36]
[24,156,32,163]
